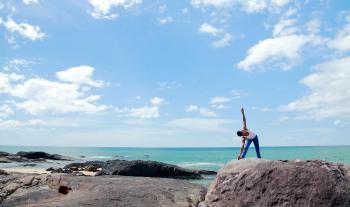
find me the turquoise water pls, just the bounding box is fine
[1,145,350,171]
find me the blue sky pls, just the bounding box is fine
[0,0,349,147]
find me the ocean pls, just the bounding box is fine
[1,145,349,185]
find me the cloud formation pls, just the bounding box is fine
[198,23,232,48]
[237,16,325,71]
[88,0,142,19]
[2,17,46,41]
[280,57,350,120]
[0,66,108,115]
[186,104,217,117]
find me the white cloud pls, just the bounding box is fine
[115,97,165,119]
[129,106,159,119]
[22,0,39,5]
[88,0,142,19]
[273,18,298,37]
[198,23,232,48]
[210,96,231,109]
[186,104,216,117]
[191,0,234,8]
[191,0,290,13]
[157,17,173,25]
[0,67,108,115]
[280,57,350,120]
[0,118,44,129]
[306,19,321,34]
[212,33,232,48]
[56,65,106,87]
[186,105,199,112]
[3,58,36,72]
[0,105,14,118]
[2,18,46,41]
[199,23,219,36]
[167,118,234,132]
[328,15,350,52]
[10,79,107,115]
[237,34,324,71]
[114,107,129,113]
[150,97,164,106]
[0,72,25,93]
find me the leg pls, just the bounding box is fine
[252,136,261,158]
[240,139,253,158]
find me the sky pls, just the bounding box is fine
[0,0,349,147]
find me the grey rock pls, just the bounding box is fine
[0,152,10,156]
[190,169,217,175]
[0,173,206,207]
[0,169,8,175]
[64,160,203,179]
[0,151,73,163]
[203,158,350,207]
[16,151,72,161]
[104,160,203,179]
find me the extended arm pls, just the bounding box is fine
[238,138,245,160]
[241,107,247,130]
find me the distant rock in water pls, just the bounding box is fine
[16,151,72,161]
[0,151,73,163]
[0,173,206,207]
[202,158,350,207]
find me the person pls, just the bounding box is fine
[237,107,261,160]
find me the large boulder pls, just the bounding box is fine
[99,160,203,178]
[203,159,350,207]
[0,173,206,207]
[63,159,205,179]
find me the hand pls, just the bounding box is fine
[241,107,244,114]
[237,155,241,160]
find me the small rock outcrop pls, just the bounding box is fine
[16,151,72,161]
[0,173,206,207]
[0,151,73,163]
[203,159,350,207]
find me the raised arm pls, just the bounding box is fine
[241,107,247,130]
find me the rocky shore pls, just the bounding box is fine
[1,151,350,206]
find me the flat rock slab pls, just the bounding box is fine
[203,159,350,207]
[0,173,206,207]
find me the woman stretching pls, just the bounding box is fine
[237,107,261,160]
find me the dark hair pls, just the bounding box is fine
[237,130,243,136]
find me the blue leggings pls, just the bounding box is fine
[241,136,261,158]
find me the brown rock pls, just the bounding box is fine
[203,158,350,207]
[58,186,72,194]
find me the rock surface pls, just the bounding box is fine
[203,159,350,207]
[0,173,206,207]
[0,151,73,163]
[60,160,210,179]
